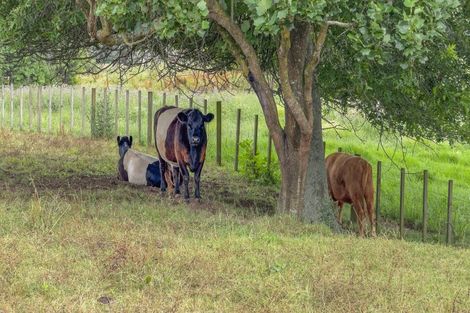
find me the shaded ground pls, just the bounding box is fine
[0,131,277,216]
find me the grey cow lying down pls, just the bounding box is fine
[117,136,179,188]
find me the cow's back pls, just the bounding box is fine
[154,107,183,166]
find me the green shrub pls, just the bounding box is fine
[239,139,276,185]
[91,98,113,138]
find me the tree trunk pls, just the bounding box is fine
[302,83,341,231]
[277,133,310,215]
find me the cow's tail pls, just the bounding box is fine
[362,163,376,236]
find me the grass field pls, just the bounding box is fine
[1,131,469,312]
[1,86,469,244]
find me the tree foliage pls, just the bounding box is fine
[2,0,466,142]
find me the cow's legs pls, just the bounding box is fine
[173,166,180,194]
[178,161,190,200]
[337,201,344,225]
[365,193,376,237]
[352,198,366,237]
[194,160,205,199]
[159,157,167,192]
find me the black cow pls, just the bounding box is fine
[154,106,214,199]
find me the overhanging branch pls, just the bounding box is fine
[278,26,312,135]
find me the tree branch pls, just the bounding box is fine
[304,21,353,123]
[205,0,284,153]
[303,23,328,124]
[326,21,355,28]
[76,0,157,47]
[278,26,312,135]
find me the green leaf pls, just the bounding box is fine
[397,21,410,34]
[404,0,417,8]
[241,20,250,33]
[197,0,208,16]
[253,16,266,28]
[383,33,391,44]
[277,9,288,20]
[256,0,272,16]
[201,20,209,30]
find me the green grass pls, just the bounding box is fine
[1,87,469,244]
[1,131,469,312]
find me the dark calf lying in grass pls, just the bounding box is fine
[117,136,178,188]
[326,152,376,237]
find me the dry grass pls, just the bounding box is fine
[1,131,469,312]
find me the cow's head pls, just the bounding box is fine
[177,109,214,146]
[117,135,132,157]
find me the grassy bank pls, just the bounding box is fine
[1,131,469,312]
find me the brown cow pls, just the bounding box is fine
[154,106,214,200]
[325,152,376,237]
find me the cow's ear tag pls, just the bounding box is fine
[203,113,214,123]
[177,112,188,124]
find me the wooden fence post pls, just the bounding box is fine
[91,88,96,137]
[446,180,453,245]
[70,87,74,130]
[114,89,119,136]
[422,170,428,242]
[37,87,42,133]
[203,99,207,115]
[234,108,241,171]
[81,87,85,136]
[104,88,108,133]
[19,87,23,130]
[29,86,33,130]
[138,90,142,143]
[59,85,63,132]
[323,141,326,156]
[216,100,222,166]
[125,90,129,135]
[48,87,52,133]
[375,160,382,233]
[253,114,258,155]
[147,91,153,147]
[10,84,14,129]
[162,92,166,106]
[400,168,405,239]
[1,84,4,127]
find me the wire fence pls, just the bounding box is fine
[1,84,469,246]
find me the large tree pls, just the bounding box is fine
[1,0,468,228]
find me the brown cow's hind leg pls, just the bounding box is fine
[352,198,366,237]
[365,193,376,237]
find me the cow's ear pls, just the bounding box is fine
[203,113,214,123]
[129,136,133,147]
[117,136,121,145]
[177,112,188,124]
